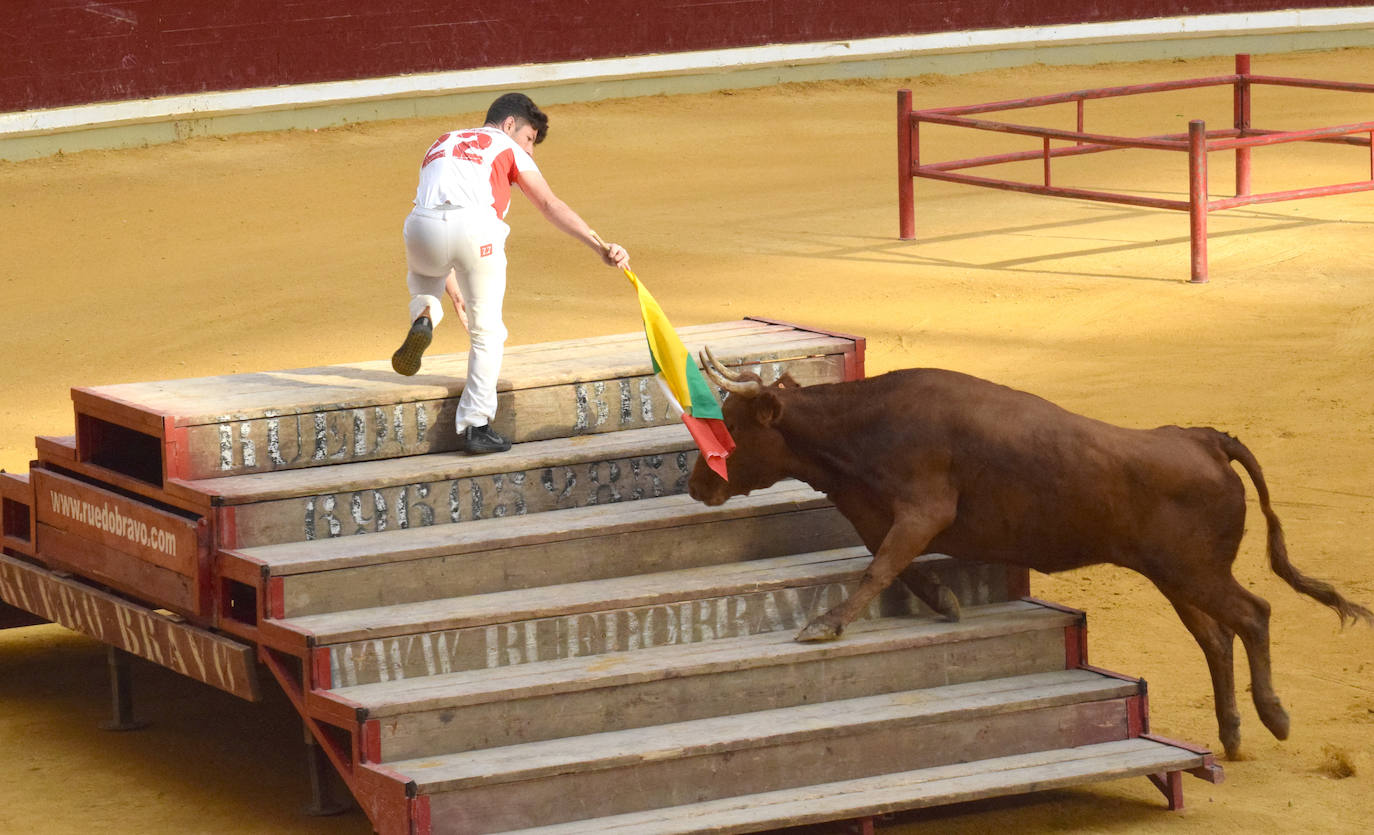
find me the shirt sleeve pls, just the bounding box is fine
[510,144,540,179]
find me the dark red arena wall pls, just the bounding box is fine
[4,1,1368,113]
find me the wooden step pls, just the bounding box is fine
[497,738,1218,835]
[198,425,697,548]
[69,319,861,485]
[334,601,1078,762]
[393,669,1142,833]
[1,469,36,557]
[242,481,858,618]
[297,551,1017,687]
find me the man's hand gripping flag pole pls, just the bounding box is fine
[591,232,735,480]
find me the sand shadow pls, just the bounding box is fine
[755,199,1368,283]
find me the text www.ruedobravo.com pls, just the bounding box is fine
[47,491,178,558]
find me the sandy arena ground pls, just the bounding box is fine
[1,49,1371,834]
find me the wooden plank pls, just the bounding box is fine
[32,468,203,578]
[746,315,867,380]
[185,424,693,505]
[481,334,853,384]
[78,325,852,427]
[486,321,778,358]
[210,430,701,549]
[412,679,1136,829]
[34,434,77,463]
[70,387,169,436]
[279,505,858,617]
[308,554,1011,687]
[0,469,31,501]
[319,565,885,686]
[35,522,197,616]
[227,445,696,547]
[1,469,36,556]
[499,739,1210,835]
[240,480,829,575]
[346,601,1065,714]
[428,329,828,381]
[175,353,846,480]
[294,548,873,643]
[357,609,1076,762]
[94,326,813,417]
[407,321,770,369]
[39,455,209,516]
[139,328,831,418]
[403,670,1136,790]
[0,553,259,700]
[62,324,854,483]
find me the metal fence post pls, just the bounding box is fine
[1188,119,1210,283]
[898,89,916,239]
[1234,54,1252,196]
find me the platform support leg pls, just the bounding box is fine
[1148,770,1185,811]
[845,815,877,835]
[303,723,351,817]
[98,646,148,731]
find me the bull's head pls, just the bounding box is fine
[687,346,798,506]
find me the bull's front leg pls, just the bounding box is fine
[899,565,961,622]
[797,497,956,642]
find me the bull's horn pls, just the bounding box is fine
[702,345,746,381]
[700,347,763,397]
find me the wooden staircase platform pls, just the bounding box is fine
[232,481,858,617]
[501,738,1217,835]
[68,320,860,484]
[333,602,1079,761]
[201,424,699,548]
[0,318,1223,835]
[290,549,1014,687]
[400,669,1143,832]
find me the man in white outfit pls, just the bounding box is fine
[393,93,630,454]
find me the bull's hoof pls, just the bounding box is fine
[1219,723,1242,763]
[1258,700,1290,741]
[1223,743,1250,762]
[937,587,962,622]
[795,621,843,642]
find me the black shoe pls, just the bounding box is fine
[464,423,511,454]
[391,315,433,376]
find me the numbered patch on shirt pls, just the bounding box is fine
[480,244,493,257]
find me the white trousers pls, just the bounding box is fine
[403,206,510,431]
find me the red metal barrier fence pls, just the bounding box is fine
[898,54,1374,282]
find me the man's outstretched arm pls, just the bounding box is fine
[516,169,629,268]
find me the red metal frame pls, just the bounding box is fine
[898,54,1374,282]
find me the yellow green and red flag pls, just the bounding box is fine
[621,265,734,480]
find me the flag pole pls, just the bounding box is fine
[589,231,635,287]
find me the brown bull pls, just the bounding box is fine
[688,348,1372,760]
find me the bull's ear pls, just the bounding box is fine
[776,372,801,389]
[755,390,784,427]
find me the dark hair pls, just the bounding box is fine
[485,93,548,145]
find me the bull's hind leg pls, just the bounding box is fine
[1162,590,1243,759]
[798,497,956,642]
[899,565,961,622]
[1186,576,1290,745]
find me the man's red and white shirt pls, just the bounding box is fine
[414,126,539,219]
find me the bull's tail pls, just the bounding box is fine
[1221,432,1374,628]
